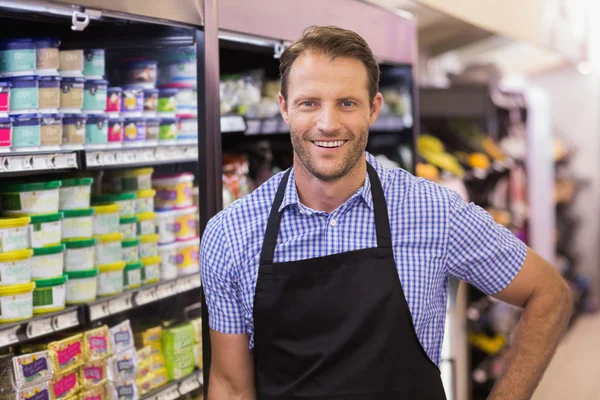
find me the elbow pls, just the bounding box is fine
[560,280,574,320]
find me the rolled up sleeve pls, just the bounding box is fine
[200,214,246,334]
[445,192,527,295]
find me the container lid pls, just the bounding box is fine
[159,88,179,96]
[123,84,146,91]
[96,232,124,243]
[61,77,85,83]
[61,177,94,187]
[1,75,38,81]
[124,261,142,271]
[92,192,136,203]
[86,115,108,123]
[63,114,87,119]
[92,204,121,214]
[122,238,139,248]
[108,87,122,92]
[63,208,94,218]
[145,118,160,124]
[113,168,154,178]
[120,216,137,224]
[176,113,197,120]
[0,39,34,50]
[109,117,124,123]
[0,282,36,296]
[35,37,61,48]
[0,249,33,262]
[158,242,178,251]
[136,212,156,222]
[0,216,30,228]
[11,114,41,124]
[84,79,108,86]
[66,268,98,279]
[98,261,126,273]
[139,234,159,244]
[175,205,197,215]
[155,209,177,217]
[63,238,96,248]
[39,75,61,82]
[0,180,61,193]
[136,189,156,198]
[0,82,9,88]
[84,49,105,55]
[34,275,67,288]
[141,256,161,266]
[29,213,63,224]
[40,114,63,120]
[159,118,177,123]
[152,173,194,183]
[33,244,65,256]
[124,117,145,123]
[144,88,159,94]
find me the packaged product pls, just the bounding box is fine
[50,369,80,400]
[193,343,203,369]
[17,381,52,400]
[12,350,53,388]
[110,347,137,380]
[149,368,168,390]
[190,318,202,343]
[47,334,83,374]
[135,373,153,396]
[109,320,134,354]
[80,359,108,388]
[111,378,138,400]
[79,385,105,400]
[135,326,162,356]
[162,324,195,380]
[83,325,112,361]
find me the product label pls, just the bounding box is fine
[89,335,108,351]
[32,252,62,280]
[52,372,76,398]
[116,358,134,374]
[0,123,10,146]
[57,342,81,367]
[138,220,155,236]
[146,124,159,141]
[140,243,157,258]
[66,277,95,303]
[65,247,94,272]
[63,216,93,239]
[143,265,159,283]
[32,286,54,307]
[59,186,90,210]
[96,242,122,265]
[120,223,136,240]
[0,293,31,320]
[12,87,39,110]
[0,49,35,73]
[157,97,176,113]
[159,122,177,140]
[122,246,138,262]
[117,200,134,216]
[85,123,108,145]
[135,198,152,214]
[0,258,29,284]
[93,213,119,235]
[108,121,123,143]
[156,189,177,202]
[144,94,157,111]
[125,269,141,288]
[83,89,107,111]
[13,125,41,147]
[84,366,104,381]
[98,271,123,295]
[24,389,50,400]
[117,384,133,398]
[122,90,142,111]
[0,225,28,252]
[114,330,131,345]
[106,93,121,112]
[21,358,49,379]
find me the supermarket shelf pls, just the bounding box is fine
[84,144,199,170]
[370,115,407,132]
[0,151,79,177]
[142,370,204,400]
[0,306,81,349]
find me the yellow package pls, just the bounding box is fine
[84,326,112,361]
[190,318,202,343]
[135,374,154,397]
[135,348,153,381]
[81,359,108,389]
[150,368,168,390]
[136,346,152,365]
[142,326,162,345]
[79,385,105,400]
[194,344,203,370]
[51,369,80,400]
[48,334,84,374]
[151,353,166,372]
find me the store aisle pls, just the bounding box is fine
[532,313,600,399]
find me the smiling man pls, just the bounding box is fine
[201,26,573,400]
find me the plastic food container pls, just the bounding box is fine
[0,116,10,150]
[92,204,120,235]
[31,244,64,280]
[178,114,197,140]
[32,275,66,314]
[160,61,196,88]
[122,238,139,263]
[108,168,153,193]
[146,118,159,143]
[153,173,194,210]
[5,75,38,114]
[158,242,178,280]
[0,216,30,252]
[158,89,178,114]
[176,237,200,276]
[139,234,159,259]
[0,282,35,322]
[39,76,61,112]
[121,86,144,115]
[143,88,158,115]
[124,117,146,145]
[83,50,105,79]
[108,118,124,146]
[65,268,97,304]
[175,88,197,114]
[29,213,62,248]
[40,114,63,147]
[137,212,156,236]
[11,113,41,149]
[83,79,108,113]
[0,81,10,113]
[124,261,142,290]
[85,114,108,147]
[59,177,93,210]
[0,249,32,285]
[136,189,155,213]
[119,216,137,240]
[141,256,161,285]
[155,210,176,244]
[63,238,95,273]
[174,206,197,241]
[59,50,84,77]
[97,261,126,297]
[123,59,157,88]
[62,114,86,147]
[95,232,124,265]
[35,38,60,75]
[92,192,136,217]
[0,39,36,77]
[158,118,178,142]
[62,208,94,239]
[1,180,61,215]
[59,77,84,112]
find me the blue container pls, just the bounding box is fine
[83,79,108,112]
[2,76,38,113]
[124,117,146,143]
[0,39,36,76]
[83,49,105,78]
[11,113,41,147]
[85,114,108,145]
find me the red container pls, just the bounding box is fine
[0,82,9,113]
[0,117,11,148]
[106,87,122,113]
[108,118,124,144]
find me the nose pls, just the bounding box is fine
[315,105,341,134]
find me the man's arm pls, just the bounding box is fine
[488,248,573,400]
[208,331,256,399]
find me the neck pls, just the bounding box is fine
[294,154,367,213]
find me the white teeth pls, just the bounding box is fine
[314,140,345,148]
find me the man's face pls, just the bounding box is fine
[278,51,383,182]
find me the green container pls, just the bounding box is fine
[32,275,67,314]
[162,323,195,380]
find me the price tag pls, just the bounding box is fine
[108,293,132,315]
[245,119,262,135]
[89,301,110,321]
[135,287,156,306]
[122,151,136,164]
[52,309,79,331]
[156,385,180,400]
[7,156,32,172]
[179,374,200,395]
[55,153,78,169]
[26,317,53,338]
[86,152,99,167]
[0,325,20,347]
[155,148,167,161]
[140,150,154,162]
[198,371,204,385]
[32,155,53,170]
[156,283,173,300]
[262,118,280,134]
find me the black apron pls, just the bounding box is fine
[253,162,447,399]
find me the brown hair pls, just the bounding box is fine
[279,25,380,104]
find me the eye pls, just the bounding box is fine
[302,101,315,107]
[342,101,355,107]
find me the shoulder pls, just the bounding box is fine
[383,166,457,209]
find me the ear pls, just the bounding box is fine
[369,92,384,126]
[278,92,289,124]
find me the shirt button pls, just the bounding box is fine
[330,219,337,227]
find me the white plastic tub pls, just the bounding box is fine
[0,181,61,215]
[0,216,30,253]
[29,213,62,249]
[136,212,156,236]
[157,242,178,281]
[121,238,139,263]
[176,237,200,276]
[62,208,94,239]
[155,210,176,244]
[139,234,159,259]
[92,204,120,235]
[59,177,93,210]
[0,249,32,285]
[141,256,161,285]
[65,268,98,304]
[152,173,194,210]
[174,206,197,241]
[0,282,35,322]
[31,244,64,280]
[63,238,96,272]
[92,192,136,217]
[135,189,155,214]
[32,275,66,314]
[124,261,142,290]
[97,261,126,297]
[119,216,137,240]
[95,232,124,265]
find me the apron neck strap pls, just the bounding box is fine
[260,161,393,265]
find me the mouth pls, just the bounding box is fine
[312,140,348,149]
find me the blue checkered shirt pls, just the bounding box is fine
[201,152,527,365]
